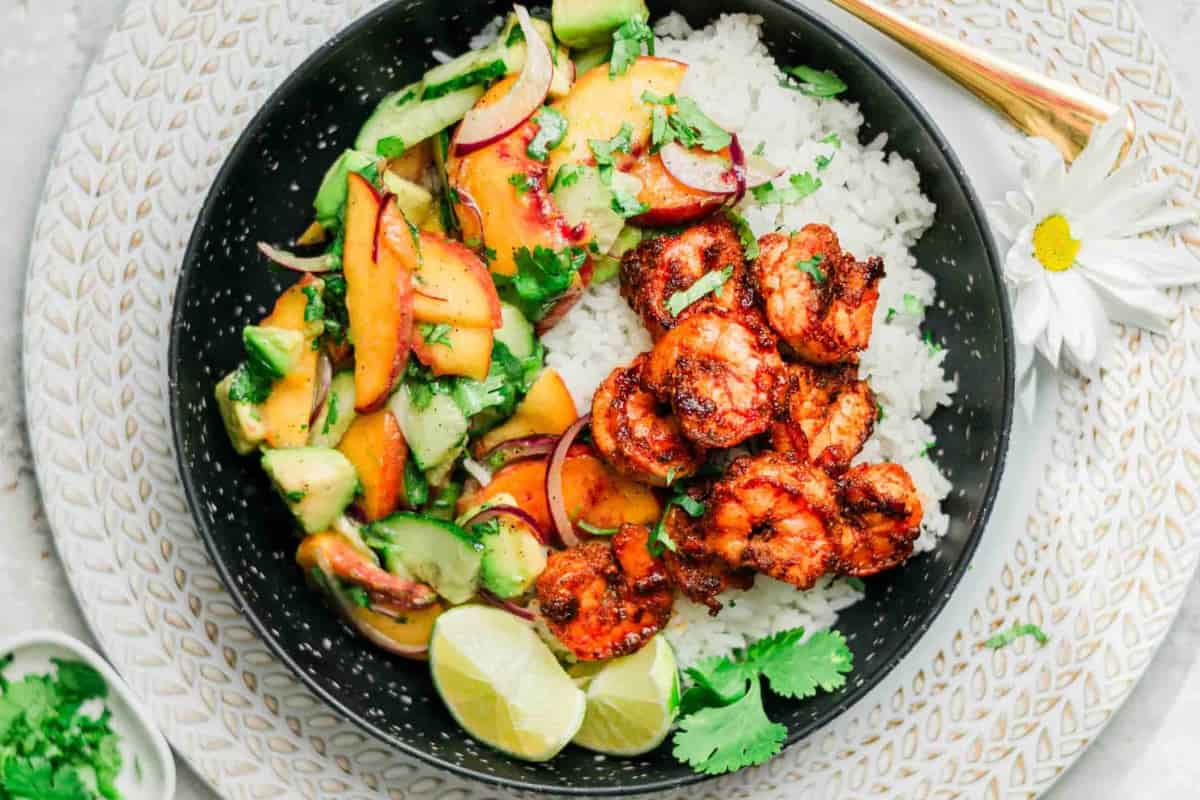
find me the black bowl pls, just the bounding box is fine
[169,0,1013,793]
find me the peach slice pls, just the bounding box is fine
[547,56,688,180]
[337,409,407,521]
[411,231,502,329]
[259,274,321,448]
[446,76,591,278]
[472,368,577,457]
[344,173,415,412]
[622,152,728,226]
[457,444,661,535]
[411,323,494,381]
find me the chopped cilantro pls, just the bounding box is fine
[550,164,583,191]
[984,623,1049,649]
[724,209,759,260]
[493,245,587,322]
[641,90,676,105]
[610,18,655,77]
[576,520,619,536]
[611,186,650,218]
[665,265,733,317]
[885,308,897,323]
[648,490,705,556]
[589,122,635,182]
[527,107,568,161]
[284,490,306,503]
[903,293,923,315]
[469,518,503,540]
[228,362,275,404]
[0,656,124,799]
[650,107,670,151]
[320,273,349,345]
[815,153,833,170]
[924,330,943,354]
[345,585,370,608]
[752,141,766,156]
[322,392,340,434]
[822,132,842,148]
[657,98,731,153]
[751,172,822,204]
[920,440,936,457]
[665,466,679,486]
[782,65,848,98]
[403,456,428,508]
[376,136,406,159]
[422,59,507,100]
[795,255,825,282]
[507,172,535,195]
[419,322,454,348]
[845,576,866,592]
[875,402,884,423]
[301,283,325,322]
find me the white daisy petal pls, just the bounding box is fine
[1047,272,1110,370]
[1013,277,1052,346]
[1063,110,1128,197]
[1069,157,1147,226]
[1015,341,1039,422]
[987,201,1028,241]
[1005,190,1034,219]
[1030,151,1068,219]
[1112,204,1198,238]
[1079,180,1191,240]
[1003,229,1041,285]
[1081,238,1200,287]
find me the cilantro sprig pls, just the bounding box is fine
[494,245,588,322]
[672,627,854,775]
[781,65,848,98]
[650,97,732,154]
[984,623,1048,650]
[664,265,734,317]
[527,107,568,161]
[751,172,822,204]
[610,18,655,77]
[647,490,705,556]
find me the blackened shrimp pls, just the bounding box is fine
[535,524,674,661]
[591,355,707,486]
[620,216,757,339]
[833,463,923,577]
[772,364,876,472]
[704,452,841,590]
[660,502,755,614]
[643,310,784,449]
[754,224,884,364]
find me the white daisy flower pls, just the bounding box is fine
[989,110,1198,412]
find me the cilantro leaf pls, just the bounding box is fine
[672,680,786,775]
[51,659,108,703]
[419,322,454,347]
[751,172,822,204]
[589,122,635,182]
[681,656,755,714]
[664,265,733,317]
[648,490,705,556]
[227,362,275,404]
[984,623,1049,649]
[747,629,853,699]
[822,132,842,148]
[550,164,583,191]
[507,172,535,195]
[650,106,670,151]
[493,245,587,322]
[611,186,649,218]
[610,18,655,77]
[667,98,731,152]
[322,391,340,434]
[301,283,325,322]
[795,255,825,282]
[403,456,428,508]
[641,90,676,105]
[903,293,923,315]
[527,107,568,161]
[782,65,848,98]
[815,153,833,170]
[576,520,619,536]
[724,209,759,260]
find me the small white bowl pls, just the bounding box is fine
[0,630,176,800]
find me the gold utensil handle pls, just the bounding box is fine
[826,0,1129,162]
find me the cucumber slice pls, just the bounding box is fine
[355,85,485,155]
[494,303,536,361]
[371,512,482,604]
[422,51,511,100]
[551,165,639,253]
[390,384,470,469]
[308,371,356,448]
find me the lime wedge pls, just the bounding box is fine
[572,636,681,756]
[429,605,585,762]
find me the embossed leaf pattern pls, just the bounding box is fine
[20,1,1200,799]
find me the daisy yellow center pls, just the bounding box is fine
[1032,214,1080,272]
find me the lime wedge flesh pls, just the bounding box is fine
[429,605,586,762]
[572,635,681,756]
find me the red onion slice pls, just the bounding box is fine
[310,352,333,427]
[728,134,749,206]
[456,5,552,154]
[463,503,550,546]
[660,142,737,194]
[546,413,590,548]
[258,241,334,273]
[744,153,783,188]
[479,588,536,621]
[314,549,429,657]
[476,435,559,469]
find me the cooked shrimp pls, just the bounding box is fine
[833,463,923,576]
[772,364,876,472]
[704,452,840,590]
[535,524,674,661]
[297,533,438,610]
[754,224,885,364]
[660,502,754,614]
[591,356,707,486]
[643,310,784,449]
[621,216,757,339]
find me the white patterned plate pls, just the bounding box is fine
[23,1,1200,798]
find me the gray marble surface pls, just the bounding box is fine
[2,1,1197,797]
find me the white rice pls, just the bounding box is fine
[539,13,953,669]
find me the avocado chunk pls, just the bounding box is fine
[369,512,482,604]
[572,45,611,76]
[243,325,304,379]
[460,493,548,599]
[552,0,648,48]
[314,149,376,227]
[215,370,267,455]
[308,371,357,448]
[551,165,641,253]
[261,447,359,534]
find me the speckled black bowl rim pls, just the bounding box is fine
[168,1,1013,794]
